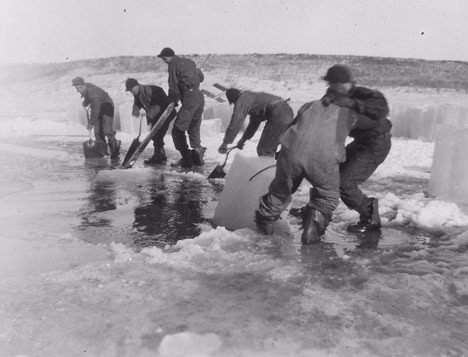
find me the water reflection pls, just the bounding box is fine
[80,181,117,227]
[133,175,206,248]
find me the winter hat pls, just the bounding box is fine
[225,88,241,105]
[157,47,175,58]
[322,65,352,84]
[71,77,85,86]
[125,78,139,91]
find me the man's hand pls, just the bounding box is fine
[218,143,228,154]
[86,123,94,131]
[330,97,356,109]
[236,140,245,150]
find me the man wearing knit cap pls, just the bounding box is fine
[157,47,206,168]
[218,88,294,157]
[72,77,120,158]
[125,78,177,165]
[291,65,392,234]
[255,65,381,243]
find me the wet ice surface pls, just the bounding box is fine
[0,135,467,357]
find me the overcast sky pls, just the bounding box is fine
[0,0,467,64]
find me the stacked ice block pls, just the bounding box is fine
[429,124,468,204]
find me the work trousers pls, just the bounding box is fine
[152,109,177,149]
[94,102,118,152]
[172,90,205,151]
[259,147,341,220]
[340,133,392,215]
[256,103,294,157]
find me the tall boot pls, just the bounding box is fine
[108,138,121,159]
[174,149,193,168]
[191,147,206,166]
[347,197,381,233]
[144,146,167,165]
[301,206,330,245]
[254,210,276,235]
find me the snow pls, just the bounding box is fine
[1,89,468,356]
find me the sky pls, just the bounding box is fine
[0,0,467,64]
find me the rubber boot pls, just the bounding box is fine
[109,139,121,159]
[301,206,330,245]
[191,147,206,166]
[144,146,167,165]
[347,197,381,233]
[173,149,193,168]
[254,210,276,235]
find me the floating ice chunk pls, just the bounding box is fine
[158,332,222,357]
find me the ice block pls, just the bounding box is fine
[212,153,277,231]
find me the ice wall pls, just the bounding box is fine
[429,124,468,204]
[203,103,233,132]
[390,103,468,141]
[118,104,148,135]
[68,99,121,131]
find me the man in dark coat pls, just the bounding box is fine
[72,77,120,158]
[125,78,177,165]
[218,89,294,157]
[157,47,206,168]
[255,76,379,243]
[291,65,392,233]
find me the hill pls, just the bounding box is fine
[1,54,468,91]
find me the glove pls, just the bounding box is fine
[173,101,179,108]
[86,123,94,131]
[236,140,245,150]
[330,96,356,109]
[218,143,228,154]
[321,96,332,107]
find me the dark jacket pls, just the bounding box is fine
[81,83,113,125]
[223,91,285,144]
[324,86,391,141]
[167,55,204,102]
[131,84,171,125]
[281,101,377,163]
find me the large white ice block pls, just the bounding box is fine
[212,153,277,231]
[118,104,149,134]
[203,103,233,132]
[429,124,468,204]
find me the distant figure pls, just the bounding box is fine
[255,66,379,244]
[125,78,177,165]
[291,65,392,233]
[157,47,206,168]
[72,77,120,158]
[218,89,294,157]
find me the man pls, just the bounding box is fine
[255,66,379,244]
[291,65,392,233]
[72,77,120,158]
[218,88,294,157]
[125,78,177,165]
[157,47,206,168]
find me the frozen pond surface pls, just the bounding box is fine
[0,134,467,357]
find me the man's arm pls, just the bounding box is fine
[167,63,180,103]
[223,103,249,144]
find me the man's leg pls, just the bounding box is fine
[187,92,206,166]
[257,104,294,157]
[340,135,391,232]
[102,114,120,158]
[257,149,301,235]
[172,95,199,168]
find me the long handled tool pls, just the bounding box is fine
[121,114,144,167]
[208,146,238,179]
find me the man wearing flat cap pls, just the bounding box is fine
[72,77,120,158]
[125,78,177,165]
[157,47,206,168]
